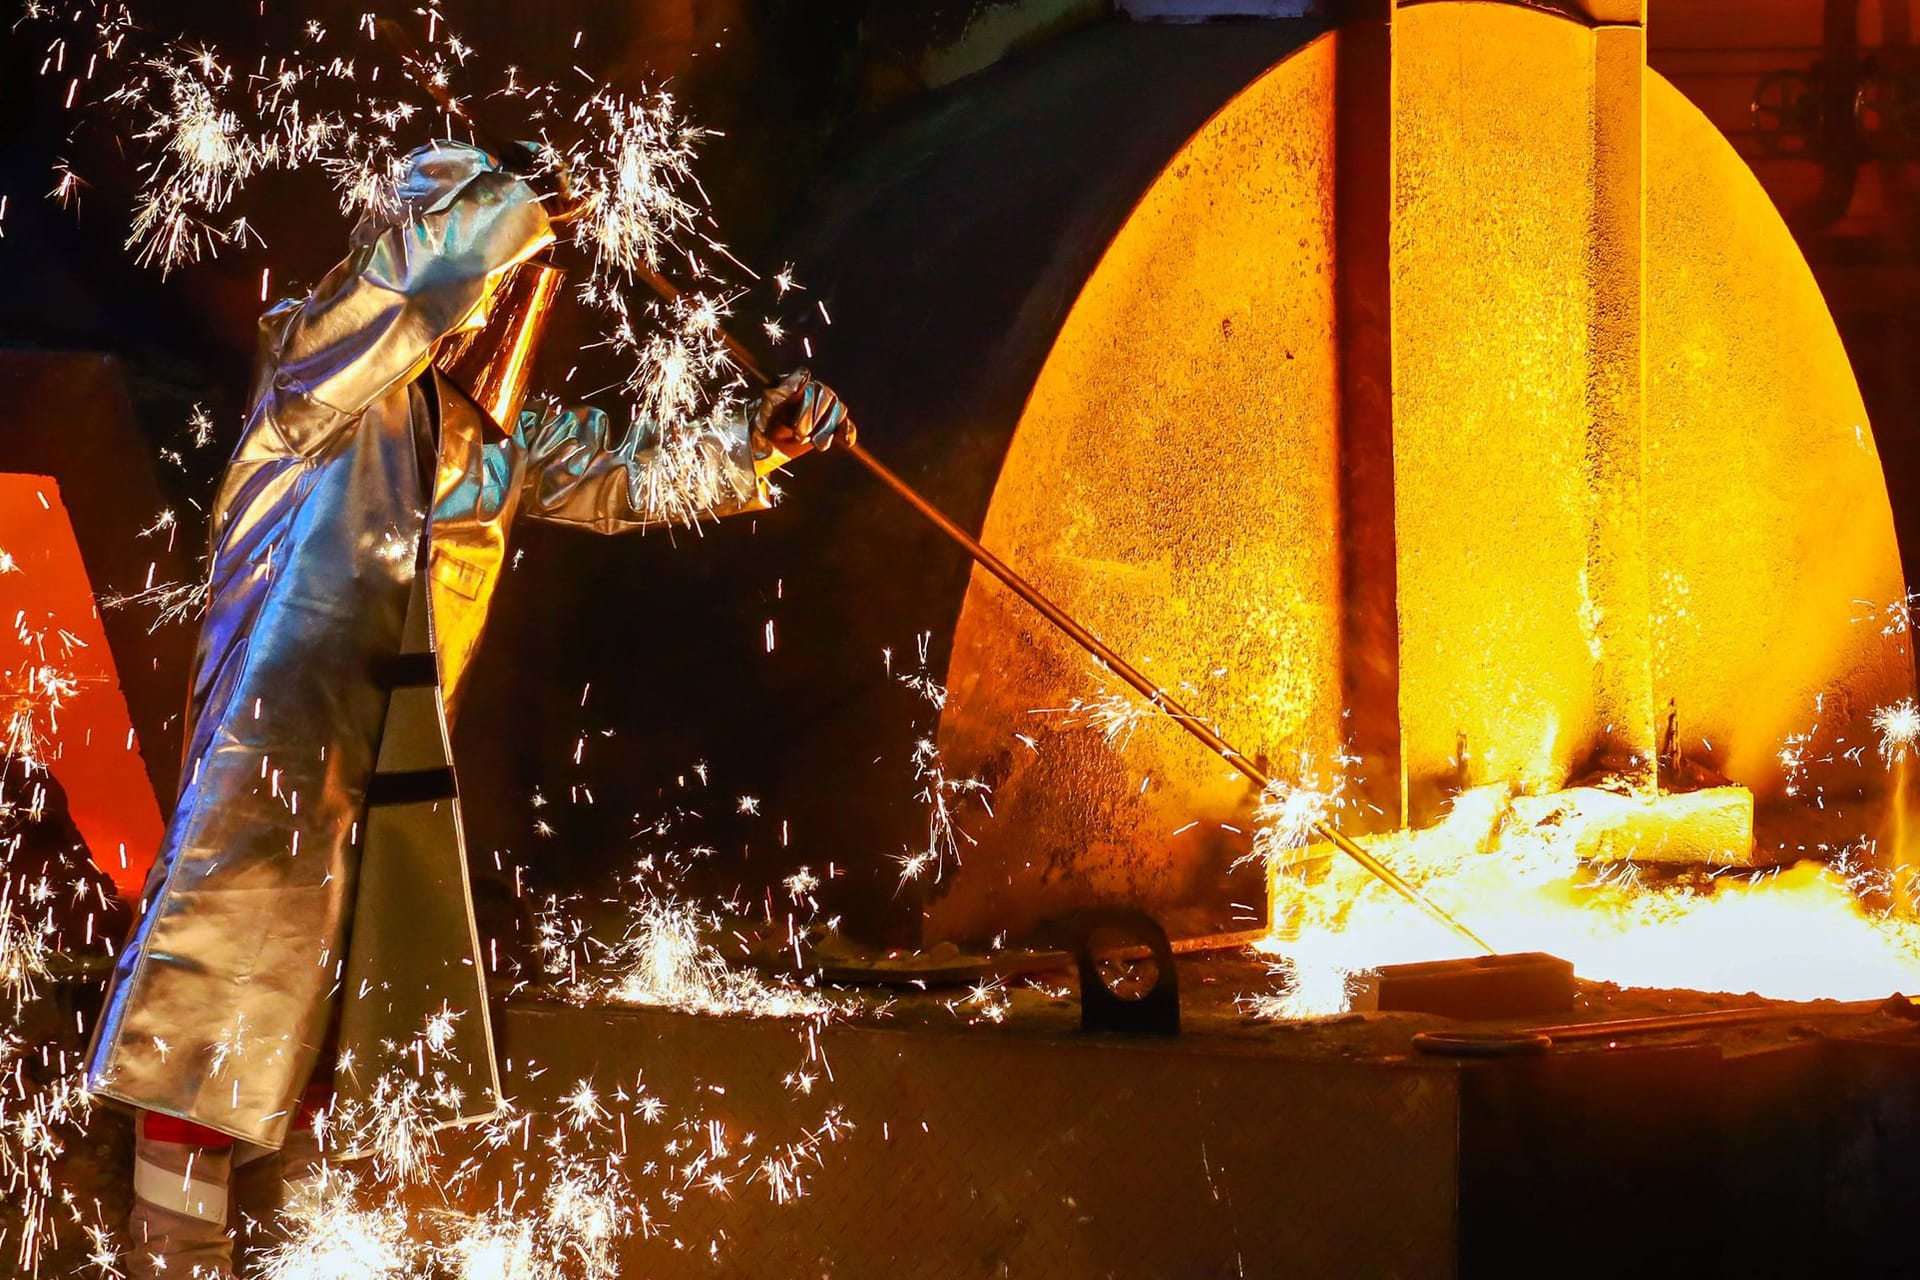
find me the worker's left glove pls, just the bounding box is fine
[753,369,855,460]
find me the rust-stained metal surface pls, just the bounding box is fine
[38,966,1920,1277]
[493,998,1463,1277]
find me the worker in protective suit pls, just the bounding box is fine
[84,140,852,1279]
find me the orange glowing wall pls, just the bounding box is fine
[929,1,1913,942]
[934,45,1345,938]
[1391,3,1911,824]
[1642,74,1910,796]
[1,474,164,900]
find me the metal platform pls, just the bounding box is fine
[479,964,1920,1278]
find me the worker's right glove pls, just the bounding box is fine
[752,369,856,463]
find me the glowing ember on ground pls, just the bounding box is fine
[597,893,831,1019]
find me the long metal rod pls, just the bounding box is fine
[840,439,1491,954]
[1528,998,1903,1043]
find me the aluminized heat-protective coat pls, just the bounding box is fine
[87,142,768,1147]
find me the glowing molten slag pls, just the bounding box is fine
[1255,784,1920,1018]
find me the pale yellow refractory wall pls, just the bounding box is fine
[933,42,1343,939]
[930,3,1913,943]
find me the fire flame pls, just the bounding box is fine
[1254,783,1920,1018]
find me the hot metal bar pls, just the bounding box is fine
[1414,996,1918,1058]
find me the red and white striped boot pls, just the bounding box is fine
[128,1097,326,1280]
[127,1113,237,1279]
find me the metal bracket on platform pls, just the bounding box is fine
[1062,908,1181,1037]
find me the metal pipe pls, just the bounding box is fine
[1414,994,1919,1057]
[1528,997,1910,1042]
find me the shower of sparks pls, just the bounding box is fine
[556,92,703,282]
[1031,659,1214,753]
[540,400,766,530]
[894,632,947,710]
[946,978,1012,1026]
[886,644,991,886]
[0,549,125,1275]
[783,866,819,904]
[21,14,825,1268]
[1251,775,1920,1021]
[184,403,215,448]
[1864,589,1920,637]
[1036,687,1152,751]
[99,568,213,634]
[48,160,85,210]
[1775,691,1844,802]
[156,402,221,471]
[6,597,90,781]
[542,832,831,1021]
[1873,698,1920,765]
[254,1168,414,1280]
[1,5,862,1273]
[899,736,992,887]
[263,991,846,1276]
[0,1040,106,1276]
[33,0,801,528]
[0,895,54,1013]
[1243,746,1359,870]
[1240,687,1920,1019]
[117,54,271,272]
[600,891,827,1018]
[135,507,176,540]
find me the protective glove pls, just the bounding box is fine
[502,142,597,225]
[752,369,856,463]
